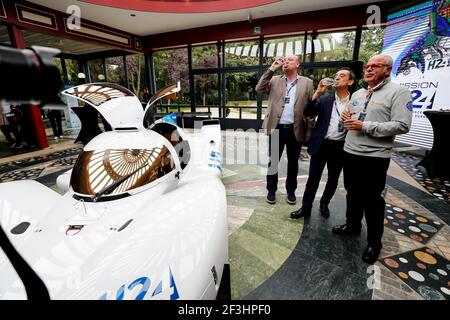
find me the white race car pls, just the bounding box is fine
[0,82,228,300]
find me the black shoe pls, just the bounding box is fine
[319,203,330,218]
[290,207,311,219]
[286,193,296,205]
[362,246,382,264]
[266,192,276,204]
[332,224,360,235]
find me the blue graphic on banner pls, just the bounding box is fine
[383,0,450,149]
[406,101,414,111]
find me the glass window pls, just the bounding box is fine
[192,44,218,69]
[301,67,340,89]
[88,59,105,82]
[52,57,65,84]
[64,59,80,85]
[263,35,305,66]
[106,56,126,87]
[225,72,258,119]
[359,28,386,64]
[126,54,147,97]
[0,24,11,45]
[194,73,219,117]
[225,40,259,67]
[306,30,356,62]
[153,48,190,106]
[261,91,268,120]
[71,147,176,197]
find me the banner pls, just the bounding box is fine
[383,0,450,149]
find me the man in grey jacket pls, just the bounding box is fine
[332,54,413,264]
[256,55,314,205]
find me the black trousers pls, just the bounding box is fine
[5,116,22,145]
[343,151,390,249]
[1,124,14,145]
[267,124,301,195]
[302,139,344,210]
[48,110,63,137]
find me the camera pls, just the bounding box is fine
[0,45,62,105]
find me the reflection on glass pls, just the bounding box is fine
[0,24,11,45]
[106,56,126,88]
[263,35,305,65]
[88,59,105,82]
[305,31,355,62]
[301,68,340,89]
[64,83,133,106]
[225,72,258,119]
[53,58,65,84]
[359,28,385,64]
[225,40,259,67]
[71,147,175,196]
[194,74,219,118]
[65,59,80,85]
[192,44,218,69]
[126,54,147,97]
[154,48,190,106]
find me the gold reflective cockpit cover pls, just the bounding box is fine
[71,147,175,196]
[64,83,134,107]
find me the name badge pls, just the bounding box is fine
[358,112,367,122]
[284,97,290,104]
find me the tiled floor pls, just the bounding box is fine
[223,162,315,299]
[0,130,449,300]
[392,152,450,204]
[223,134,450,300]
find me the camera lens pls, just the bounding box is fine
[0,46,62,105]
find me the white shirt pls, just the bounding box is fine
[279,76,299,124]
[325,93,349,141]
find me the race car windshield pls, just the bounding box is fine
[70,147,175,197]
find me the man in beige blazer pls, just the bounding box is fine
[256,55,314,204]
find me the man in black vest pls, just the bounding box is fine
[290,68,355,219]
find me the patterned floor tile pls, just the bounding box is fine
[384,203,444,244]
[380,248,450,300]
[0,167,44,182]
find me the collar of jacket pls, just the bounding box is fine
[282,74,301,82]
[368,76,391,92]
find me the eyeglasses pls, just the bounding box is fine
[363,63,391,70]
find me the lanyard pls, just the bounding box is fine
[363,91,373,113]
[334,95,349,117]
[285,78,298,97]
[363,80,386,113]
[334,100,341,117]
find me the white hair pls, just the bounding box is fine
[383,55,393,67]
[369,53,393,73]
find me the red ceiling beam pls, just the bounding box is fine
[143,1,391,50]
